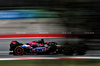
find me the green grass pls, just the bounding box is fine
[0,59,100,66]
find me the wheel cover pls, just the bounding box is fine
[16,48,22,54]
[14,46,24,55]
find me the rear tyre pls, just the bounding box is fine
[13,46,24,55]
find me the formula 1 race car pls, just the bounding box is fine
[9,39,87,55]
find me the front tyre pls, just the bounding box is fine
[13,46,24,55]
[63,46,74,55]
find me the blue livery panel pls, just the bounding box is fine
[34,48,46,52]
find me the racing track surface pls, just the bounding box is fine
[0,38,100,58]
[0,18,99,58]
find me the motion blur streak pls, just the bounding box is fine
[0,10,58,19]
[0,34,90,38]
[1,57,100,60]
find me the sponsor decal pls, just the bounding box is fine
[34,47,46,52]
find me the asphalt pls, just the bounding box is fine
[0,50,100,58]
[0,38,100,58]
[0,17,99,58]
[0,38,83,51]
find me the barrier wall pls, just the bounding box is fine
[0,10,58,19]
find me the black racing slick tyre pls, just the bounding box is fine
[13,46,24,55]
[63,46,74,55]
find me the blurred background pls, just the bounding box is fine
[0,0,99,34]
[0,0,99,50]
[0,0,100,66]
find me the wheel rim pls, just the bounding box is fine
[16,48,22,54]
[14,46,24,55]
